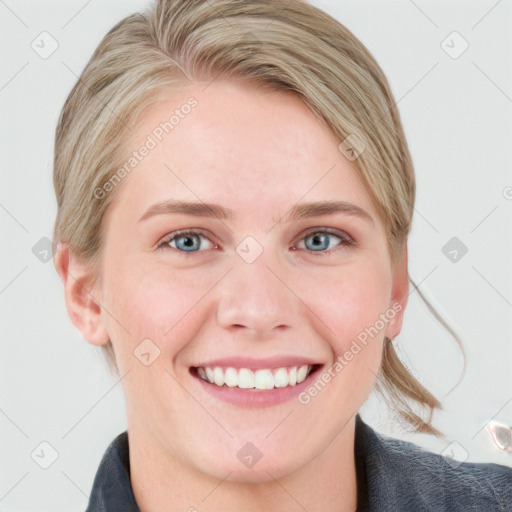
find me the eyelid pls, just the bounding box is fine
[294,227,355,246]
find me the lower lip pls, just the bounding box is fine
[191,366,322,408]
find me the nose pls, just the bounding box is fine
[215,252,298,338]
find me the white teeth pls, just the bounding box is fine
[297,365,309,382]
[213,367,224,387]
[198,364,313,389]
[238,368,254,389]
[288,366,297,386]
[224,367,238,387]
[273,367,288,388]
[254,369,274,390]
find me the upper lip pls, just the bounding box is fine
[192,356,323,370]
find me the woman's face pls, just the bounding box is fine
[88,79,408,481]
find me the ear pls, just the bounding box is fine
[385,244,409,340]
[53,242,109,346]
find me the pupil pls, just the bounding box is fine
[178,235,199,251]
[310,234,327,250]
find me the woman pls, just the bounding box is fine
[52,0,512,510]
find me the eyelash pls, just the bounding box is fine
[157,228,355,256]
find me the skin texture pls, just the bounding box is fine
[55,79,409,512]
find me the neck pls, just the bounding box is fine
[129,416,358,512]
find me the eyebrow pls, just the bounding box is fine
[138,199,374,225]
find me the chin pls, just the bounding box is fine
[195,444,307,484]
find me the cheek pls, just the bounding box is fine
[102,256,215,359]
[307,260,391,352]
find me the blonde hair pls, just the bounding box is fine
[53,0,464,437]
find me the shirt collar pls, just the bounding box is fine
[85,430,140,512]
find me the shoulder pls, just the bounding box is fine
[380,432,512,507]
[355,415,512,511]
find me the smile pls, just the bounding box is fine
[193,364,319,390]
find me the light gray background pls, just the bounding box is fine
[1,1,511,510]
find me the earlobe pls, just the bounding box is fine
[385,244,409,340]
[53,242,109,346]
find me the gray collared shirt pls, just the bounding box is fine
[85,414,512,511]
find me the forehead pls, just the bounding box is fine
[111,79,379,225]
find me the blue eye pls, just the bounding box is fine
[296,230,353,254]
[158,230,215,252]
[158,229,354,254]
